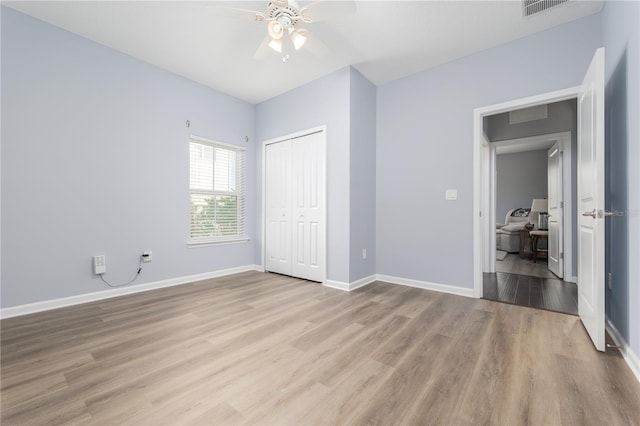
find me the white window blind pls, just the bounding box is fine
[189,137,246,244]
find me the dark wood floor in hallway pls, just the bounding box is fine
[1,272,638,425]
[486,253,578,315]
[483,271,578,315]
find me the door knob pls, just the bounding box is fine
[582,210,619,219]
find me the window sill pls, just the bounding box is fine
[187,237,250,248]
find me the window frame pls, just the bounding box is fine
[188,135,248,246]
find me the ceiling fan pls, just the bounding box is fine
[209,1,355,62]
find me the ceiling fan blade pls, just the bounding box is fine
[206,5,266,22]
[298,29,330,58]
[253,35,275,61]
[300,1,356,23]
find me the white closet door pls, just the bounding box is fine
[291,132,325,282]
[265,140,292,275]
[265,130,325,283]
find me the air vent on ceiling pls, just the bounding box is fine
[523,0,569,17]
[509,105,548,124]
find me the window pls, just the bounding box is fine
[189,136,247,245]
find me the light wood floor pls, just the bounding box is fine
[1,272,639,425]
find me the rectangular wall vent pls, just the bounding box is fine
[509,105,548,124]
[523,0,569,17]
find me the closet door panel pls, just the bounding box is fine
[265,141,292,275]
[291,132,325,282]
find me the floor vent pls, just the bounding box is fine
[523,0,569,17]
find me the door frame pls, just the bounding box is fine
[482,133,495,273]
[473,88,580,298]
[488,132,574,279]
[261,125,327,282]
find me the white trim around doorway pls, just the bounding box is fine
[473,87,581,298]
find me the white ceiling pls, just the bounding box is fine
[4,0,604,104]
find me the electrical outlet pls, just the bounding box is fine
[93,255,106,275]
[607,272,612,290]
[142,251,153,263]
[362,249,367,260]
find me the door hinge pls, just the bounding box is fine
[560,252,564,260]
[560,201,564,208]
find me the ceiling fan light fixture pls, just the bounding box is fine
[267,20,284,39]
[289,29,307,50]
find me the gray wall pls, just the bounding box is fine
[1,8,257,307]
[496,150,548,223]
[349,69,377,282]
[255,67,377,285]
[255,68,351,284]
[376,14,601,288]
[602,0,640,364]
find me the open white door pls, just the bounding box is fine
[548,141,563,278]
[577,47,606,352]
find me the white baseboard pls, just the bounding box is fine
[376,274,475,298]
[324,274,377,292]
[323,280,350,291]
[0,268,474,318]
[325,273,474,298]
[0,264,262,319]
[606,318,640,383]
[349,274,377,291]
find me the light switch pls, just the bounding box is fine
[445,189,458,201]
